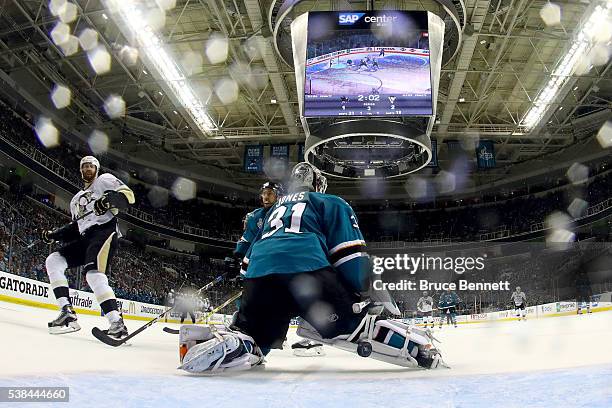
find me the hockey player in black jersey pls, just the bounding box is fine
[42,156,135,338]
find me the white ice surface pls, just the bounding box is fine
[1,301,611,408]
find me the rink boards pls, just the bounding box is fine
[0,271,230,324]
[1,270,610,327]
[407,291,612,326]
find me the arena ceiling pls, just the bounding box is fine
[0,0,610,189]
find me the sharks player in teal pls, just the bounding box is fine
[177,162,446,373]
[233,181,282,260]
[438,289,461,328]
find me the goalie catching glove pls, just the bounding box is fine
[178,325,264,373]
[93,190,129,216]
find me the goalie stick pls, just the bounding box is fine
[92,273,228,346]
[162,291,242,334]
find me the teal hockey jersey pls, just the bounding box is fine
[242,191,368,291]
[438,291,461,309]
[234,207,268,258]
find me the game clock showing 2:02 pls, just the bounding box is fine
[304,10,433,118]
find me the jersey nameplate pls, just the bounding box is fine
[276,192,306,206]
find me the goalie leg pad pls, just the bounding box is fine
[297,314,447,369]
[178,325,264,373]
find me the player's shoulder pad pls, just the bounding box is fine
[312,192,352,208]
[253,206,268,217]
[246,207,266,220]
[97,173,125,185]
[308,191,350,207]
[97,173,114,181]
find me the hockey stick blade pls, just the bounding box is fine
[163,327,179,334]
[92,309,166,347]
[91,274,228,346]
[91,327,125,347]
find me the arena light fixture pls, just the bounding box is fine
[103,0,216,133]
[522,3,610,130]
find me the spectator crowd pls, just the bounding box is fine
[0,99,611,313]
[1,101,610,244]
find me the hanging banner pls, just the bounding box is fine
[427,139,438,167]
[446,140,461,151]
[271,144,290,162]
[297,143,305,162]
[244,145,264,173]
[476,141,496,169]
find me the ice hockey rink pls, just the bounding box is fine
[1,300,611,408]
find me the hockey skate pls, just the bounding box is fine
[48,305,81,334]
[106,318,129,339]
[291,339,326,357]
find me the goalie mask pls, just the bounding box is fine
[80,156,100,182]
[290,162,327,194]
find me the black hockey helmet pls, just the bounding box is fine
[260,181,283,196]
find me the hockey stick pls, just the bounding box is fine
[12,210,96,258]
[199,290,242,322]
[11,239,43,258]
[162,327,180,334]
[92,307,174,346]
[92,273,227,347]
[162,272,233,330]
[163,291,242,334]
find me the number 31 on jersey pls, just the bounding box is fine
[261,203,306,239]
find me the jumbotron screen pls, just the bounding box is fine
[304,10,433,117]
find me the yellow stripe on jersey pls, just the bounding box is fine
[116,186,135,204]
[97,232,116,274]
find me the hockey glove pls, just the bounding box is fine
[40,229,55,244]
[93,195,111,216]
[94,191,129,216]
[40,222,80,243]
[224,255,243,279]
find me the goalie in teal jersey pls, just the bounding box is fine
[177,163,447,373]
